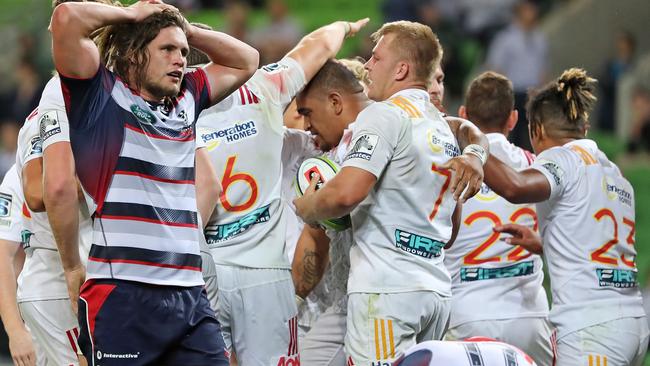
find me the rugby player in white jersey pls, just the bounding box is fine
[195,18,368,365]
[393,338,537,366]
[294,21,489,365]
[288,59,369,366]
[17,90,92,366]
[484,68,649,365]
[443,72,552,364]
[0,165,36,366]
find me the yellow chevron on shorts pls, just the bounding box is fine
[588,354,607,366]
[389,96,422,118]
[373,318,396,360]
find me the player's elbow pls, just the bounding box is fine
[43,173,77,207]
[50,3,78,35]
[241,47,260,76]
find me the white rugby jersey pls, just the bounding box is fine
[531,139,645,337]
[445,133,548,328]
[15,100,92,302]
[342,89,458,295]
[395,340,536,366]
[281,127,320,261]
[0,165,23,243]
[197,57,306,268]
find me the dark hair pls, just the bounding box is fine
[301,59,365,98]
[527,68,597,139]
[465,71,514,130]
[97,9,187,91]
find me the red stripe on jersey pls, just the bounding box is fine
[88,256,202,271]
[124,123,194,142]
[244,86,254,104]
[22,203,31,218]
[252,91,259,104]
[238,87,246,105]
[26,108,38,121]
[66,330,78,354]
[114,170,194,185]
[100,214,198,228]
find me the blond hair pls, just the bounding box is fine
[371,21,442,82]
[338,57,370,86]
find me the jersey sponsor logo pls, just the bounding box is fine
[538,160,563,186]
[474,183,499,202]
[460,261,535,282]
[95,350,140,360]
[345,134,378,161]
[427,129,460,157]
[25,136,43,159]
[394,229,444,259]
[20,230,33,249]
[204,204,270,244]
[201,121,258,145]
[276,355,300,366]
[262,62,288,74]
[596,268,638,288]
[39,110,61,141]
[602,176,632,206]
[0,192,12,217]
[130,104,156,125]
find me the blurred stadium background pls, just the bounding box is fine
[0,0,649,364]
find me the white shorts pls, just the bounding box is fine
[19,299,80,366]
[555,317,649,366]
[214,265,299,366]
[201,250,218,311]
[300,307,346,366]
[345,291,450,366]
[446,317,553,366]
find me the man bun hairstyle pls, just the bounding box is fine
[527,67,597,138]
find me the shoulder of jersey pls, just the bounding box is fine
[359,101,405,121]
[40,75,65,107]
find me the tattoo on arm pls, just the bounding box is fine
[296,249,324,298]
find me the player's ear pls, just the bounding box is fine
[329,92,343,115]
[458,105,467,119]
[506,109,518,132]
[395,61,408,81]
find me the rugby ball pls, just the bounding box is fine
[295,156,351,231]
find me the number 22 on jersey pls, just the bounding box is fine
[463,208,537,265]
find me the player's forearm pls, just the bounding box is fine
[292,226,330,298]
[188,26,259,73]
[51,2,135,38]
[484,156,549,204]
[301,186,357,223]
[286,22,348,80]
[0,243,26,336]
[195,148,220,226]
[456,119,489,153]
[44,180,82,271]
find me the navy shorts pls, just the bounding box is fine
[77,279,228,365]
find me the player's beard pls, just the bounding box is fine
[143,77,181,100]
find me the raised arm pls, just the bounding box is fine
[286,18,369,82]
[50,1,171,78]
[483,155,551,204]
[186,25,259,104]
[292,225,330,299]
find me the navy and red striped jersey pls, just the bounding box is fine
[60,65,211,286]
